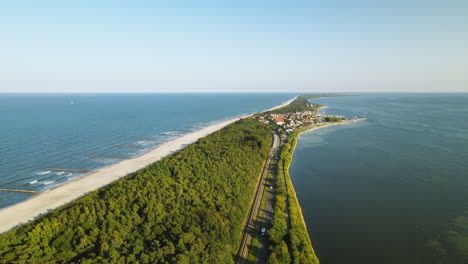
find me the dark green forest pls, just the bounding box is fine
[0,119,272,264]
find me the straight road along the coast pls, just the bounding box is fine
[236,132,280,263]
[255,147,280,264]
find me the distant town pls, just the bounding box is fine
[256,103,352,134]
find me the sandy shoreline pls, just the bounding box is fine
[0,96,297,233]
[298,118,367,136]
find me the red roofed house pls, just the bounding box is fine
[275,118,285,125]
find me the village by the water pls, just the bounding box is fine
[256,102,360,134]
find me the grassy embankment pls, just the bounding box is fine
[0,118,272,264]
[266,96,324,264]
[268,119,361,264]
[267,128,320,264]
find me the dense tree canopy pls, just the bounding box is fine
[0,118,272,263]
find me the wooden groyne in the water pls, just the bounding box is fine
[87,155,132,159]
[0,189,42,194]
[116,146,154,149]
[46,168,98,173]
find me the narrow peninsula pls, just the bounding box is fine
[0,95,364,263]
[250,95,364,264]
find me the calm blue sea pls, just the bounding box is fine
[0,93,294,209]
[290,93,468,264]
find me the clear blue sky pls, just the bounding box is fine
[1,1,467,93]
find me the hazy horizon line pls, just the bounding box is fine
[1,91,467,94]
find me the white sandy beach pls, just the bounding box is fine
[0,96,297,233]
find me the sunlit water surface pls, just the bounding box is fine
[290,93,468,264]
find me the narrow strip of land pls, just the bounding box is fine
[248,118,367,263]
[236,133,280,263]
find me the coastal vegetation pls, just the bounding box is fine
[0,119,272,263]
[268,128,319,264]
[0,94,340,264]
[324,116,342,122]
[264,96,350,263]
[268,96,320,114]
[282,131,319,264]
[267,150,291,263]
[269,94,352,115]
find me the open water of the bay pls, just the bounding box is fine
[290,93,468,264]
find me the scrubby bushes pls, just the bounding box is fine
[324,116,342,122]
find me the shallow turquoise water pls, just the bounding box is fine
[290,94,468,263]
[0,93,294,209]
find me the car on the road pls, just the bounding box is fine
[261,227,266,236]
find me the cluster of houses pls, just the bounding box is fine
[257,109,322,133]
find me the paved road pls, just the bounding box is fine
[255,161,278,264]
[236,133,280,264]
